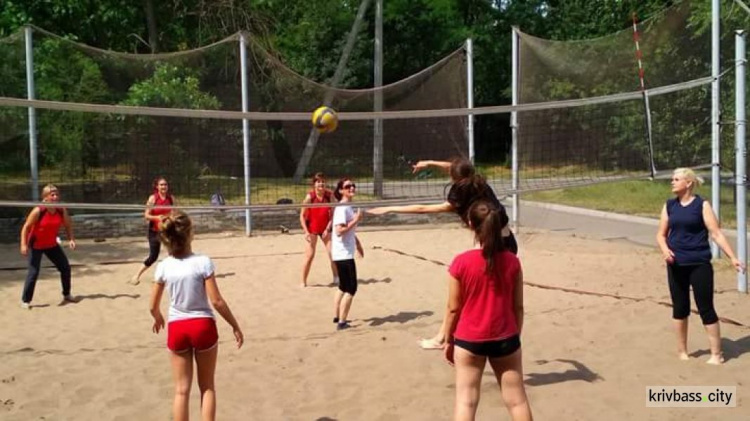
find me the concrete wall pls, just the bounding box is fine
[0,209,460,243]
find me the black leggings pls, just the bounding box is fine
[22,245,71,303]
[334,259,357,296]
[143,229,161,267]
[667,263,718,325]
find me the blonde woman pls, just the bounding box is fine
[656,168,745,364]
[19,184,76,309]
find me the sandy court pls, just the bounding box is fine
[0,223,748,420]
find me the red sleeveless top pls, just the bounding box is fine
[150,194,174,232]
[305,190,332,235]
[30,207,64,250]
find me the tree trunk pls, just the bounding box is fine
[143,0,159,52]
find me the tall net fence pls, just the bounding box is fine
[515,0,746,190]
[0,26,467,215]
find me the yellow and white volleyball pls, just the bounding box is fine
[311,106,339,134]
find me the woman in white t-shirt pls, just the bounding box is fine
[331,178,364,330]
[149,211,244,421]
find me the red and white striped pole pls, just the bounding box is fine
[632,12,657,177]
[632,12,646,91]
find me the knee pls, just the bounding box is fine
[198,379,215,394]
[672,308,690,320]
[174,382,191,397]
[699,308,718,325]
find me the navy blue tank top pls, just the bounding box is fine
[666,195,711,265]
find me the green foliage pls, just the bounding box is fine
[121,63,221,109]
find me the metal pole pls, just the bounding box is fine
[466,38,475,163]
[735,30,748,293]
[373,0,383,197]
[711,0,721,257]
[240,32,252,235]
[511,27,519,231]
[25,26,39,201]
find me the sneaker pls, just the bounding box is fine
[20,302,30,310]
[336,321,350,331]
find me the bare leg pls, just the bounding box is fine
[130,264,150,285]
[195,345,219,421]
[453,347,486,421]
[673,318,689,360]
[301,235,318,287]
[339,293,354,322]
[488,349,533,421]
[321,235,339,283]
[170,350,194,421]
[420,313,448,350]
[704,322,724,364]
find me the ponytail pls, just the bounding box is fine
[158,211,193,257]
[468,200,509,279]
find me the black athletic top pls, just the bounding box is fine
[666,195,711,265]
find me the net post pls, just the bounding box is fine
[240,31,252,236]
[373,0,384,198]
[25,26,39,201]
[712,0,721,258]
[511,27,520,232]
[466,38,475,163]
[735,30,748,293]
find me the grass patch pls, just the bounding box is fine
[524,179,745,228]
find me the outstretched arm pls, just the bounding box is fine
[367,201,453,216]
[412,160,452,174]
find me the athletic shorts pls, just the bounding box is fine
[453,335,521,358]
[167,317,219,353]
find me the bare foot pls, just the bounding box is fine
[706,354,724,365]
[678,352,689,361]
[128,276,140,286]
[419,337,445,350]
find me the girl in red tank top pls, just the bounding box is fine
[19,184,77,308]
[443,200,531,420]
[299,172,338,287]
[130,177,176,285]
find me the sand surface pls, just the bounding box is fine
[0,224,748,420]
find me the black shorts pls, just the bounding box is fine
[453,335,521,358]
[334,259,357,295]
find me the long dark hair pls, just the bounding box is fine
[158,211,193,257]
[334,177,351,201]
[468,200,509,278]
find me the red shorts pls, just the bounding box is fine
[167,318,218,353]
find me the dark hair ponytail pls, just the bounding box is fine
[468,200,509,279]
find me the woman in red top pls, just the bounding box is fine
[19,184,77,309]
[130,177,176,285]
[299,172,338,287]
[444,200,531,421]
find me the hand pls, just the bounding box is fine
[68,240,76,250]
[304,233,312,243]
[731,257,746,273]
[366,207,389,216]
[663,249,675,264]
[411,160,429,173]
[234,329,244,349]
[152,313,165,334]
[322,229,331,241]
[355,208,363,222]
[444,342,455,366]
[20,244,28,256]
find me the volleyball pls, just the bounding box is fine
[311,106,339,133]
